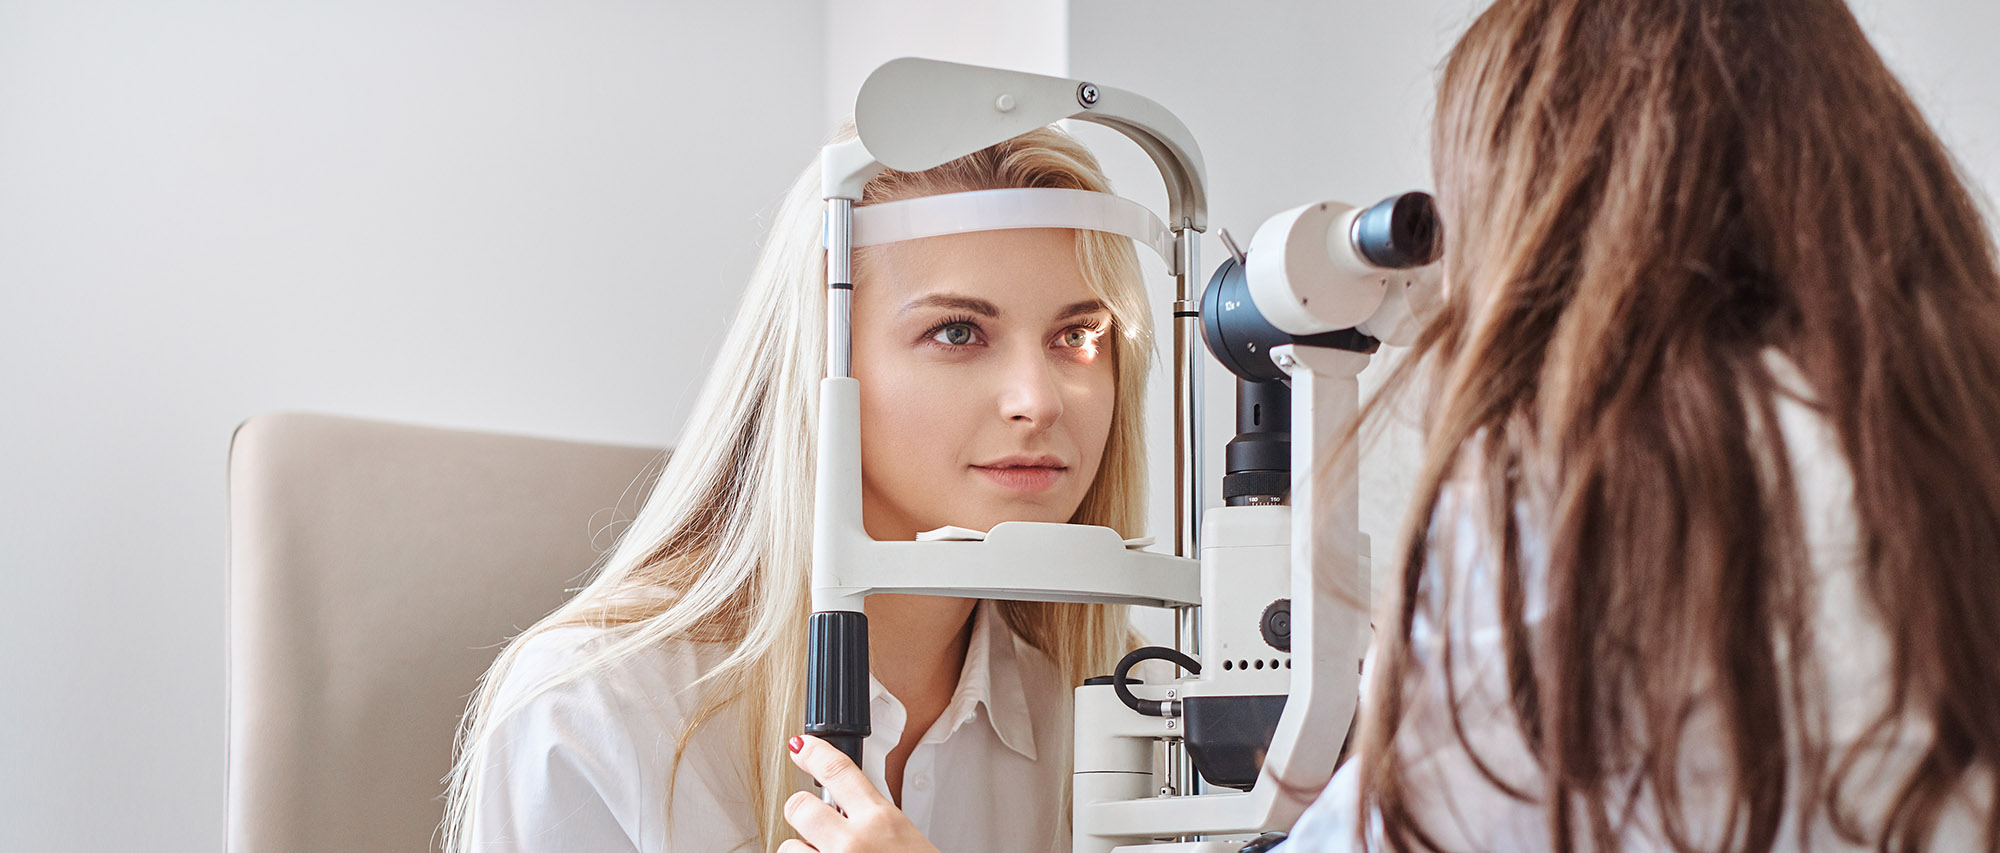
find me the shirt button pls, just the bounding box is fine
[912,774,930,790]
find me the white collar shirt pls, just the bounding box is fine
[466,598,1072,852]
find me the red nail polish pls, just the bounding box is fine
[788,736,803,754]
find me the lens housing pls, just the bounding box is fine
[1200,256,1376,382]
[1351,191,1441,269]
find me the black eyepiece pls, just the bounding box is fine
[1351,191,1441,269]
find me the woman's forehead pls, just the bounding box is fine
[856,228,1101,317]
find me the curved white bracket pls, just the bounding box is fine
[849,57,1207,232]
[852,187,1174,260]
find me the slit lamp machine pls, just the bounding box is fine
[806,58,1443,852]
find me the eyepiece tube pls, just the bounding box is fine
[1351,191,1441,269]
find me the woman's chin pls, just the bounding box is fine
[947,502,1079,533]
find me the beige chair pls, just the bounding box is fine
[225,412,665,852]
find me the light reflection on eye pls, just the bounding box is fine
[1060,324,1106,360]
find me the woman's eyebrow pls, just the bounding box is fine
[1054,299,1107,321]
[896,294,1106,321]
[901,293,1000,317]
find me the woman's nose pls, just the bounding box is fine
[997,349,1064,427]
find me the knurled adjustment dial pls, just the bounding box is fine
[1260,598,1292,653]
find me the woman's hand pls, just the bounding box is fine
[781,735,941,853]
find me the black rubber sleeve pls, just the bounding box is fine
[805,611,870,768]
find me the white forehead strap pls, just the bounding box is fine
[850,187,1173,260]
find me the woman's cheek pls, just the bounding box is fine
[1070,366,1118,474]
[876,363,975,453]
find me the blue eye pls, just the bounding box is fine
[932,322,976,346]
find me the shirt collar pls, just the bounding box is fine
[865,599,1039,761]
[954,599,1038,760]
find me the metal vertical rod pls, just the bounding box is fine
[1172,227,1203,562]
[1172,228,1204,660]
[1171,227,1204,808]
[826,199,854,379]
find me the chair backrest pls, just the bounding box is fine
[225,412,664,852]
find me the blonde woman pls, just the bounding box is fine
[442,124,1154,853]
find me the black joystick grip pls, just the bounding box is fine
[805,611,870,767]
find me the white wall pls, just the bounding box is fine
[823,0,1067,129]
[2,2,1996,851]
[1853,0,2000,214]
[0,2,825,850]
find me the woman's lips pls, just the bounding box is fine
[972,464,1066,494]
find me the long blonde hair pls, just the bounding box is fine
[442,124,1154,852]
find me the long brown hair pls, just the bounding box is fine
[1355,0,2000,849]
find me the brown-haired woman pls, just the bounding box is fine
[1285,0,2000,850]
